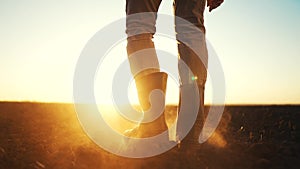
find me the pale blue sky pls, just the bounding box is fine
[0,0,299,104]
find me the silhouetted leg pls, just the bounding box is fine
[174,0,208,148]
[125,0,168,137]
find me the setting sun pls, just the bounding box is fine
[0,0,299,105]
[1,1,300,168]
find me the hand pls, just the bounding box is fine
[207,0,224,12]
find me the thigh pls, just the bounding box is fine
[174,0,206,32]
[126,0,162,15]
[125,0,163,37]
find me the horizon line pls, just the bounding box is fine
[0,100,299,106]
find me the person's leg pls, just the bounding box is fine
[125,0,168,138]
[126,0,161,77]
[174,0,208,147]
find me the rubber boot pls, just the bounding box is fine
[134,71,169,138]
[176,43,207,150]
[177,84,205,151]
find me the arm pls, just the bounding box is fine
[207,0,224,12]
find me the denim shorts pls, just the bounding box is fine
[125,0,207,86]
[125,0,206,35]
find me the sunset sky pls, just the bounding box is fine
[0,0,299,104]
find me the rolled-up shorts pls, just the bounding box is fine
[126,0,208,86]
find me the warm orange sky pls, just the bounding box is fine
[0,0,300,104]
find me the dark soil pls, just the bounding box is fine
[0,102,299,169]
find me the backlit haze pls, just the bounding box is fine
[0,0,299,105]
